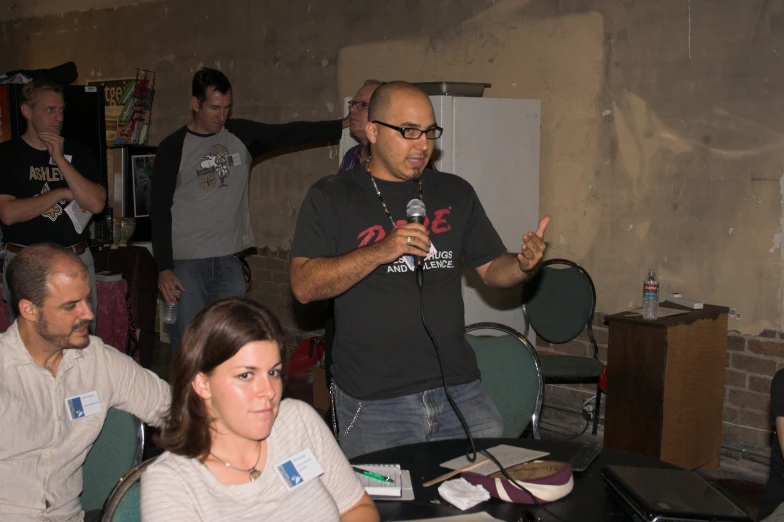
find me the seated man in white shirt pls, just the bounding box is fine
[0,242,171,522]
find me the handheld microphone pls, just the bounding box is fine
[406,199,427,269]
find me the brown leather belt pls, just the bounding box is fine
[6,241,88,256]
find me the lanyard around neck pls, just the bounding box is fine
[365,159,423,229]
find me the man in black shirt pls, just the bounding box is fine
[0,81,105,327]
[290,81,549,458]
[760,369,784,521]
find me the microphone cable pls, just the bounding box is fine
[416,266,478,463]
[416,266,574,522]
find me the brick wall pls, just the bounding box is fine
[537,314,780,453]
[245,248,327,351]
[724,331,782,449]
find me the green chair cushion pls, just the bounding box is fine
[540,355,604,382]
[466,332,542,438]
[80,408,140,512]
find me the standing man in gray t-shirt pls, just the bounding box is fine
[151,68,347,351]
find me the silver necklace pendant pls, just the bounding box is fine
[211,442,263,483]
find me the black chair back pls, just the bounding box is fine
[523,258,598,357]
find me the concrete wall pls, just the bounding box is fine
[3,0,782,334]
[0,0,157,22]
[2,0,784,448]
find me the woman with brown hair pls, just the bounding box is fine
[140,298,378,521]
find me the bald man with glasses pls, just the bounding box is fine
[339,80,383,172]
[290,81,549,458]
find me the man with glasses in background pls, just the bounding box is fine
[339,79,383,172]
[290,81,549,458]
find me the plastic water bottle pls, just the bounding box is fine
[162,300,178,324]
[161,283,181,325]
[642,269,659,320]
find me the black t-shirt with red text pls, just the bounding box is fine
[291,165,507,400]
[0,137,101,247]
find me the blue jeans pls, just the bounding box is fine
[3,247,97,334]
[169,255,246,352]
[333,379,504,459]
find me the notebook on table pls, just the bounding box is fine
[353,464,408,499]
[602,465,752,522]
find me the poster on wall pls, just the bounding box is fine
[88,71,155,146]
[87,78,135,146]
[131,154,154,218]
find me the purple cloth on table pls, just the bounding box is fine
[95,279,134,362]
[0,301,9,333]
[91,246,157,368]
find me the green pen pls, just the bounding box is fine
[352,466,393,483]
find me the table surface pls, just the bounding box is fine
[604,302,729,328]
[351,438,682,522]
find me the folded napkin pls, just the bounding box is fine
[438,478,491,510]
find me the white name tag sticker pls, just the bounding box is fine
[227,153,242,167]
[49,155,73,165]
[64,391,101,420]
[274,448,324,490]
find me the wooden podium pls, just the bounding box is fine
[604,303,729,469]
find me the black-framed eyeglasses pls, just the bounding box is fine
[373,120,443,140]
[347,100,369,111]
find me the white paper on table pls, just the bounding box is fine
[625,307,690,318]
[439,444,549,476]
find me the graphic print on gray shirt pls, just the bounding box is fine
[171,129,254,260]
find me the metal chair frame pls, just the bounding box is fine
[99,457,157,522]
[521,258,604,435]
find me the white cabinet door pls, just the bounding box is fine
[432,96,541,334]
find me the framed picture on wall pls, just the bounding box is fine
[131,154,154,218]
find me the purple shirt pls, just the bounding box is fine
[339,144,363,172]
